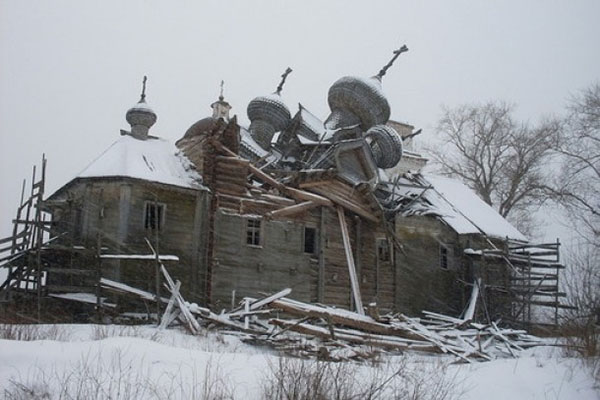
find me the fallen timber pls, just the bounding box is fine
[95,266,546,363]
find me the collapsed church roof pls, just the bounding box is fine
[385,173,527,241]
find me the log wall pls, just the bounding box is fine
[394,215,466,316]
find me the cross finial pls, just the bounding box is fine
[140,75,148,102]
[219,80,224,101]
[376,44,408,79]
[276,67,293,95]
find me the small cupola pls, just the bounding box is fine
[210,80,232,120]
[125,76,157,139]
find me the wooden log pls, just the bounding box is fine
[258,194,296,206]
[213,139,337,208]
[159,280,181,330]
[160,265,201,334]
[286,187,332,207]
[461,278,480,321]
[248,288,292,311]
[267,201,318,219]
[337,207,364,315]
[257,297,425,338]
[100,278,170,303]
[100,254,179,261]
[312,188,378,222]
[269,319,439,353]
[298,180,335,189]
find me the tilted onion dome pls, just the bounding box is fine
[324,75,390,133]
[325,44,409,135]
[247,93,292,129]
[365,124,403,169]
[247,67,293,150]
[126,76,157,139]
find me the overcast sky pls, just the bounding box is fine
[1,0,599,240]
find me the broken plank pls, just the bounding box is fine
[159,280,181,330]
[248,288,292,311]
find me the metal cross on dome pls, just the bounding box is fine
[219,80,225,101]
[276,67,293,95]
[141,75,148,102]
[377,44,409,79]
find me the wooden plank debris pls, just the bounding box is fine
[96,268,546,363]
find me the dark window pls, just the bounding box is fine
[304,227,317,254]
[246,218,261,246]
[440,246,449,269]
[144,202,164,230]
[377,238,391,262]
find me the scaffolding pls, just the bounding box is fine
[476,239,574,328]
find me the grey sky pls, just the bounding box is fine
[1,0,599,239]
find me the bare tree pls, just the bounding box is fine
[546,83,600,248]
[428,101,560,234]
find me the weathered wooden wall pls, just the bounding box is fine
[394,215,466,316]
[210,209,316,310]
[47,178,210,304]
[209,205,396,313]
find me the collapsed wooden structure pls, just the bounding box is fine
[0,53,573,333]
[97,261,545,363]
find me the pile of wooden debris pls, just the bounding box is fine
[101,266,545,363]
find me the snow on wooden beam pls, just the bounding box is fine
[461,278,481,321]
[100,278,170,303]
[267,201,318,218]
[248,288,291,311]
[100,254,179,261]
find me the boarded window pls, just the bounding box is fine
[440,245,449,269]
[144,202,164,230]
[303,227,317,254]
[246,218,262,246]
[377,238,391,262]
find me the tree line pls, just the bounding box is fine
[429,83,599,248]
[427,83,599,359]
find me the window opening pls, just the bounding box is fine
[246,218,261,246]
[440,245,449,269]
[304,227,317,254]
[377,238,391,262]
[144,202,164,230]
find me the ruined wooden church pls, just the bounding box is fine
[0,47,567,326]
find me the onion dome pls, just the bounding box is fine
[183,116,218,139]
[247,67,293,150]
[324,44,408,134]
[324,75,390,132]
[365,124,403,169]
[126,76,157,139]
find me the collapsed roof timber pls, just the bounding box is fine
[0,46,569,330]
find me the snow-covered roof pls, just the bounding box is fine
[396,174,527,241]
[240,126,269,158]
[76,135,204,190]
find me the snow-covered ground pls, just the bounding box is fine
[0,324,597,399]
